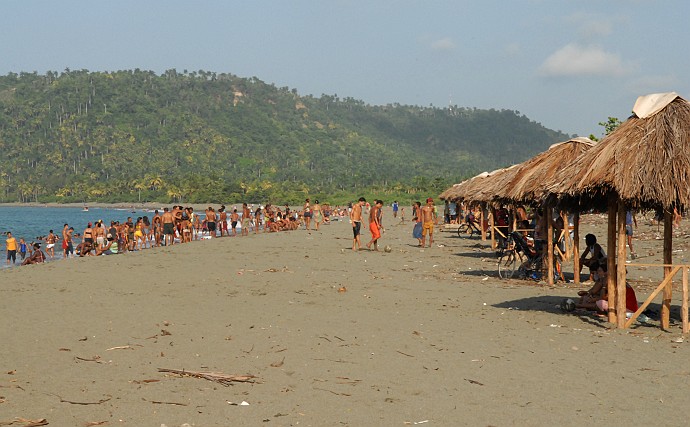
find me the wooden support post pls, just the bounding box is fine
[683,267,689,334]
[546,205,554,286]
[481,204,487,242]
[662,210,673,330]
[490,208,496,250]
[573,212,581,284]
[607,195,617,324]
[616,202,627,328]
[561,211,570,261]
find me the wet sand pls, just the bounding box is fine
[2,211,690,426]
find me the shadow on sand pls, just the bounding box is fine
[493,295,671,330]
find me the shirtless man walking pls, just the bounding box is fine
[420,198,435,248]
[162,207,175,246]
[350,197,366,251]
[61,223,69,258]
[230,209,240,236]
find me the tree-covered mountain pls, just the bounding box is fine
[0,69,571,204]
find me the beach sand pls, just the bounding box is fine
[2,210,690,426]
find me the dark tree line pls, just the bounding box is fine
[0,69,570,204]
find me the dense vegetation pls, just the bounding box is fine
[0,69,570,204]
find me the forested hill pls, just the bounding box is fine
[0,69,571,204]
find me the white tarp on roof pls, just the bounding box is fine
[633,92,680,119]
[548,136,596,150]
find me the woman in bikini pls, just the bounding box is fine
[303,198,312,231]
[45,229,56,259]
[83,223,94,246]
[133,217,145,251]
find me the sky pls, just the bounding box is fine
[1,0,688,137]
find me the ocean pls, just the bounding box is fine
[0,206,157,268]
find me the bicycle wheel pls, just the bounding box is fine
[467,224,476,238]
[457,223,471,237]
[498,250,520,279]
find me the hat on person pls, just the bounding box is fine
[426,197,434,203]
[106,233,113,239]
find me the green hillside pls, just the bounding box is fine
[0,69,571,204]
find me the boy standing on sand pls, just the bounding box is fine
[420,198,435,248]
[366,200,382,251]
[350,197,366,251]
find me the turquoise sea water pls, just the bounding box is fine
[0,206,154,268]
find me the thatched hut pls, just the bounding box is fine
[547,93,690,330]
[439,139,597,280]
[552,93,690,209]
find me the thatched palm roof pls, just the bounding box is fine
[470,165,520,204]
[439,137,596,206]
[439,182,463,200]
[500,137,596,204]
[439,171,489,203]
[547,93,690,210]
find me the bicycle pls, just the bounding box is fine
[457,219,482,238]
[498,231,563,281]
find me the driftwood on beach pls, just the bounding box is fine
[157,368,258,386]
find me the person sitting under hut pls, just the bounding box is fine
[22,242,46,265]
[579,233,606,275]
[576,261,607,310]
[576,262,647,321]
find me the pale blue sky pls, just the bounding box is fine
[1,0,687,136]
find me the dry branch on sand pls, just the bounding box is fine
[157,368,258,386]
[0,418,49,427]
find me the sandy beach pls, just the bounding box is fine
[2,210,690,426]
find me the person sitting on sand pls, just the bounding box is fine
[576,262,643,320]
[576,261,607,310]
[22,242,45,265]
[77,240,94,257]
[96,234,119,256]
[579,233,607,275]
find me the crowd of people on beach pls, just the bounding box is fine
[3,200,357,267]
[6,196,446,266]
